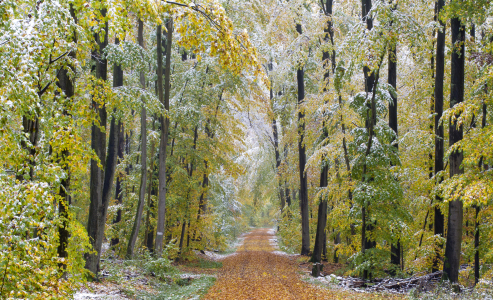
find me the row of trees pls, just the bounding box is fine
[0,0,266,297]
[235,0,492,285]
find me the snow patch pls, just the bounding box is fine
[196,250,237,261]
[73,292,124,299]
[271,250,299,257]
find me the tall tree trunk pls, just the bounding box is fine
[155,19,173,255]
[273,117,285,210]
[85,14,109,276]
[127,19,148,258]
[475,99,487,285]
[312,0,334,263]
[296,23,310,256]
[56,5,76,272]
[179,126,198,253]
[269,61,285,213]
[109,35,125,248]
[442,16,465,283]
[388,9,401,270]
[144,128,158,252]
[361,0,376,280]
[284,146,292,208]
[433,0,446,273]
[111,121,124,247]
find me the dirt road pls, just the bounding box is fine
[203,228,335,299]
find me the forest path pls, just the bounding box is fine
[203,228,334,299]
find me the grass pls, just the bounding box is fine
[130,276,216,300]
[189,258,223,269]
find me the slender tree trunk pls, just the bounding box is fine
[108,35,125,248]
[433,0,446,273]
[296,23,310,256]
[312,0,333,263]
[111,122,124,247]
[388,13,401,270]
[272,117,285,210]
[179,126,198,253]
[284,146,292,208]
[127,19,147,258]
[155,19,173,255]
[442,16,465,283]
[361,0,376,280]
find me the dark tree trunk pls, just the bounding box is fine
[433,0,446,273]
[312,0,333,263]
[85,14,109,276]
[111,122,124,247]
[56,6,76,271]
[442,16,465,283]
[388,14,401,270]
[361,0,376,280]
[284,146,292,208]
[475,102,487,285]
[296,23,310,256]
[155,19,173,255]
[474,203,480,285]
[269,61,285,212]
[109,36,124,248]
[179,126,198,253]
[127,19,148,258]
[272,117,285,211]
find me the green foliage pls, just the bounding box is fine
[143,256,178,279]
[189,258,223,269]
[135,276,216,300]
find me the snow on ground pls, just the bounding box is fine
[268,228,300,257]
[271,250,300,257]
[74,292,124,299]
[196,250,238,261]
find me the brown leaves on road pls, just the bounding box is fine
[204,228,401,300]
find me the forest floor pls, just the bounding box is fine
[203,228,401,300]
[76,228,493,299]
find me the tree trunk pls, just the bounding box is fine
[442,16,465,283]
[56,5,76,271]
[273,117,285,210]
[155,19,173,255]
[111,121,124,247]
[296,23,310,256]
[108,35,125,248]
[179,125,198,253]
[361,0,376,280]
[312,0,333,263]
[127,19,148,258]
[388,12,401,270]
[85,14,109,276]
[433,0,446,273]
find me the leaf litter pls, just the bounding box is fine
[203,228,402,299]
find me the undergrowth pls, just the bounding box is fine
[189,258,223,269]
[130,276,216,300]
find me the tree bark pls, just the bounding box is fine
[296,22,310,256]
[85,13,109,276]
[442,16,465,283]
[127,19,148,258]
[433,0,446,273]
[388,11,401,270]
[56,5,76,271]
[155,19,173,255]
[312,0,333,263]
[361,0,376,280]
[108,35,125,248]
